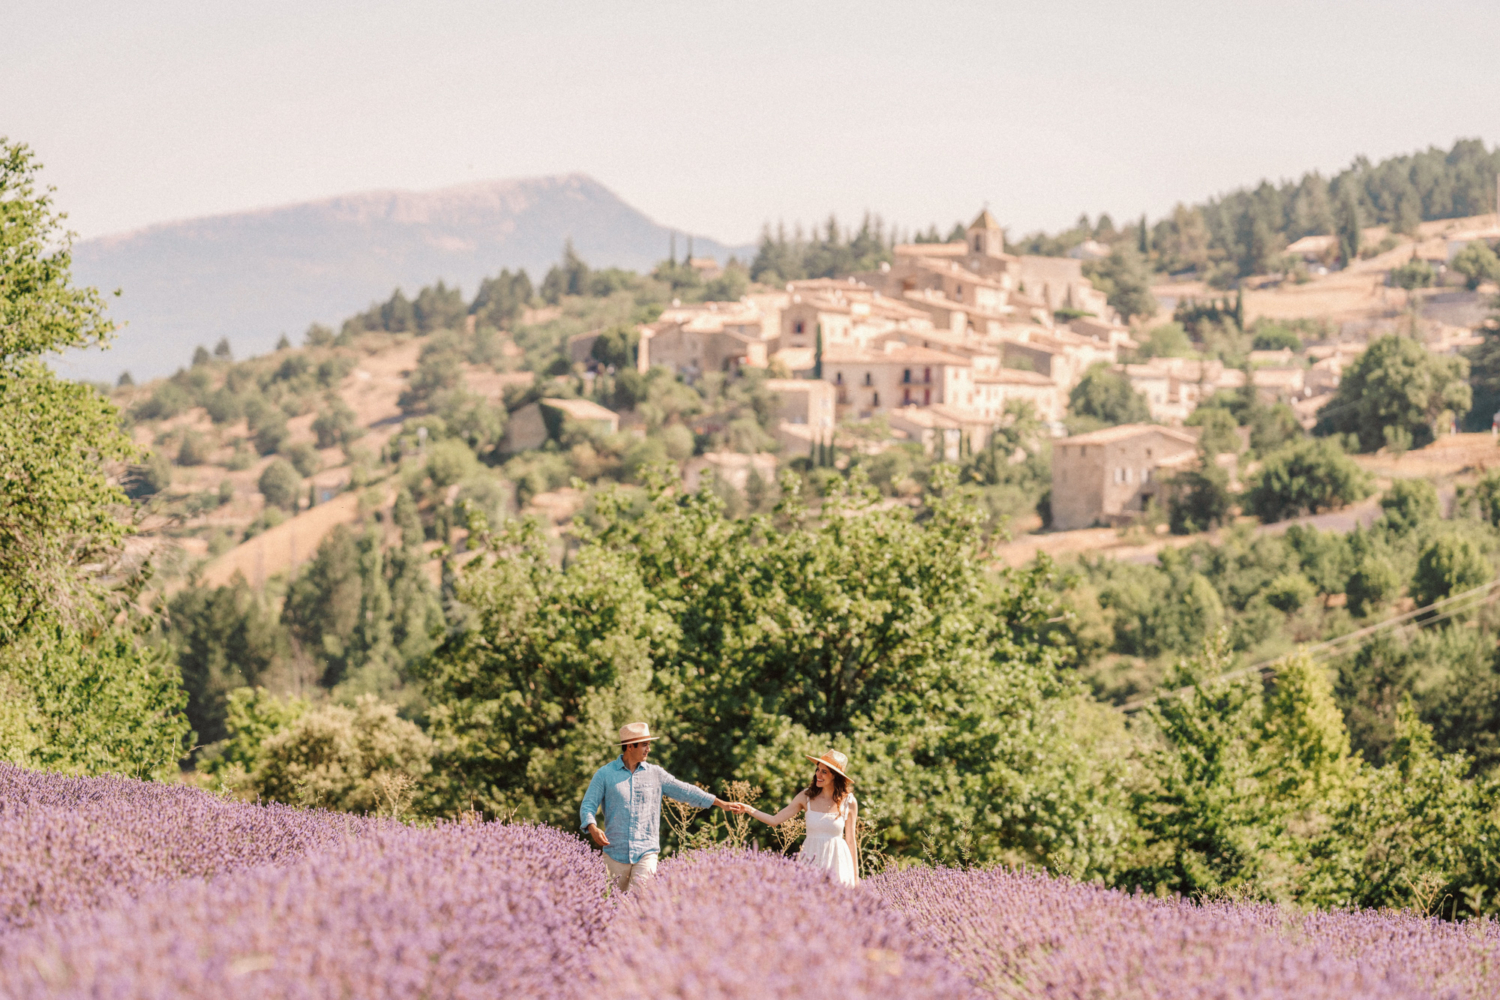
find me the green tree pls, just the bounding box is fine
[1068,364,1151,426]
[1452,241,1500,290]
[1168,463,1234,535]
[418,471,1124,873]
[166,576,288,746]
[250,695,432,815]
[1083,243,1158,322]
[1378,479,1439,537]
[1410,535,1491,609]
[1388,257,1435,290]
[1186,406,1241,456]
[1243,439,1372,523]
[1314,334,1471,452]
[1335,187,1362,264]
[257,458,301,511]
[0,137,187,774]
[1346,553,1401,617]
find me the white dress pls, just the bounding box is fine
[798,796,857,886]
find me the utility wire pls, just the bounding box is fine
[1117,577,1500,715]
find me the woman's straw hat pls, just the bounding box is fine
[617,721,664,745]
[805,748,854,781]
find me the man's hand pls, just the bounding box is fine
[588,823,610,848]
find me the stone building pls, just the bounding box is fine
[1049,424,1199,530]
[822,342,974,418]
[638,301,776,377]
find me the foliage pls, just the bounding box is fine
[248,695,433,814]
[1409,534,1491,608]
[257,457,302,510]
[1452,240,1500,290]
[419,471,1120,872]
[749,214,892,283]
[165,577,289,747]
[1168,462,1234,535]
[1315,334,1470,452]
[196,685,308,779]
[1243,438,1372,523]
[1136,322,1193,358]
[1389,257,1435,289]
[0,625,189,778]
[1067,364,1150,427]
[1082,242,1157,321]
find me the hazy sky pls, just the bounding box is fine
[6,0,1500,246]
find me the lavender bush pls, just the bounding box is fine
[599,849,978,999]
[872,865,1500,999]
[8,766,1500,999]
[0,820,610,999]
[0,763,368,929]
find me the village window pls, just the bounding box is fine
[923,388,931,405]
[903,369,912,383]
[903,388,911,404]
[1142,469,1151,483]
[923,367,931,383]
[835,372,843,385]
[863,372,872,387]
[956,284,963,297]
[794,320,805,335]
[872,392,880,406]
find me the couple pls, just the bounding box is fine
[579,722,860,891]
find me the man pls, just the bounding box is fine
[579,721,745,892]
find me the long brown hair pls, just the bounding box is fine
[804,766,850,812]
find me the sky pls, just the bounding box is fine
[5,0,1500,246]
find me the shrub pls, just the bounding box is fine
[1389,257,1435,289]
[203,387,242,425]
[427,439,480,489]
[175,430,212,466]
[122,451,173,499]
[253,416,289,456]
[249,695,433,814]
[1346,553,1400,617]
[282,440,322,477]
[132,382,192,421]
[1411,535,1492,609]
[1243,438,1372,523]
[257,458,301,511]
[312,399,359,448]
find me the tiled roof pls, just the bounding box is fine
[975,368,1055,387]
[542,398,618,422]
[822,344,972,366]
[1060,423,1198,447]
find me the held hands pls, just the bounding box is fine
[714,799,751,815]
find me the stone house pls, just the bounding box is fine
[682,452,778,493]
[500,397,620,453]
[973,367,1064,422]
[822,342,974,418]
[1050,424,1199,530]
[779,279,933,352]
[639,301,775,377]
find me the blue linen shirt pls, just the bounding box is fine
[579,757,716,863]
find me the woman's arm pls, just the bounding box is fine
[845,797,860,883]
[746,790,807,827]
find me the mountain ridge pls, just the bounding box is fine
[61,174,755,382]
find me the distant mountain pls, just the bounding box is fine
[58,174,755,382]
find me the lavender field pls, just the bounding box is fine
[2,764,1498,999]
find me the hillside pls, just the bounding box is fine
[61,174,754,384]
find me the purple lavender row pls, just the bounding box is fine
[0,763,374,930]
[600,849,980,999]
[870,865,1500,999]
[0,821,611,1000]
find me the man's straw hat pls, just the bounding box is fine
[616,722,664,745]
[805,748,854,781]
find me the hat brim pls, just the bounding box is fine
[805,755,854,781]
[619,735,665,745]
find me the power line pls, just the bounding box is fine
[1117,578,1500,715]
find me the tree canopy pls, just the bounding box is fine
[1315,334,1471,452]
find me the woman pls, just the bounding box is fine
[745,749,859,886]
